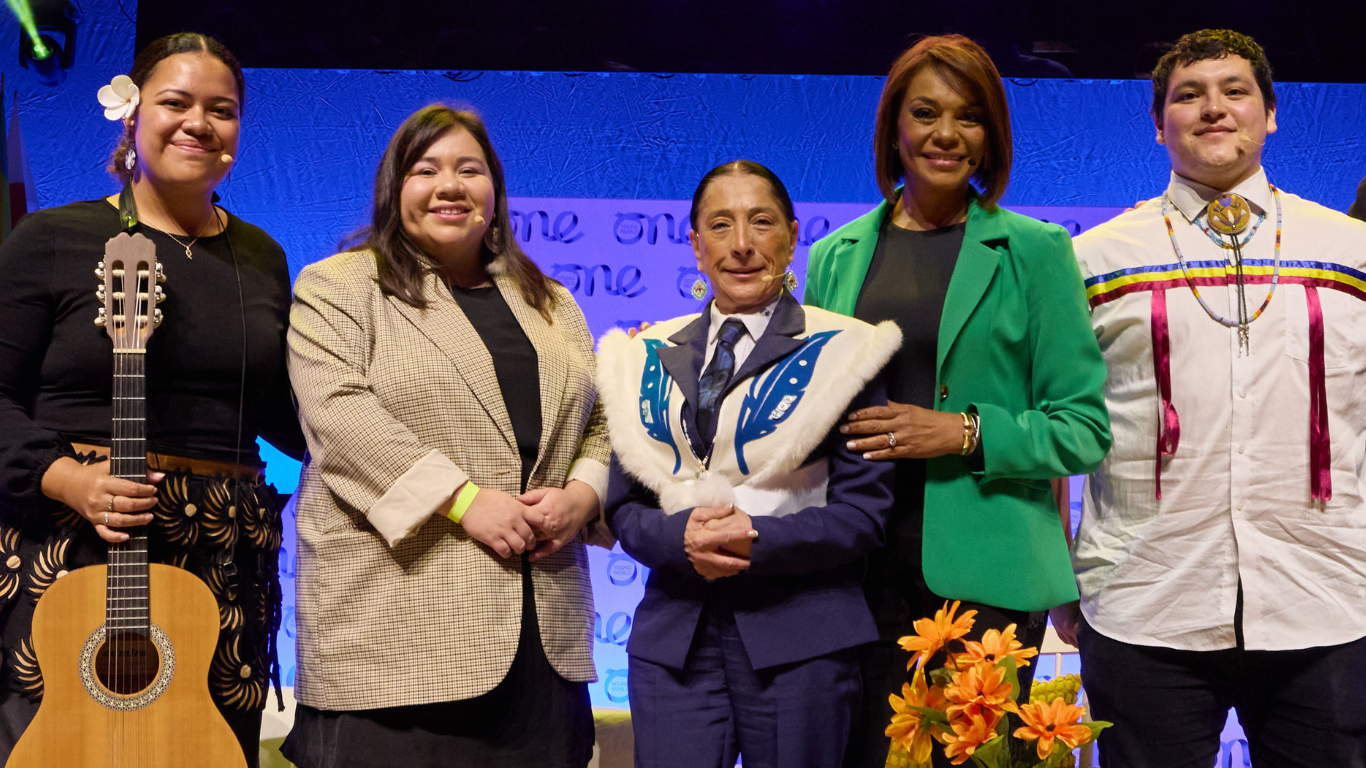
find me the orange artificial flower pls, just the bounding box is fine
[1014,697,1095,759]
[898,600,978,670]
[885,670,946,765]
[942,660,1019,720]
[940,709,1002,765]
[954,623,1038,669]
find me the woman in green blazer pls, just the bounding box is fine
[803,36,1111,767]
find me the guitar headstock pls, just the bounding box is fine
[94,233,164,351]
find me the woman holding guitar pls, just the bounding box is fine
[0,33,303,766]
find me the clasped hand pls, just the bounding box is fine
[684,503,756,580]
[457,481,599,562]
[840,400,964,460]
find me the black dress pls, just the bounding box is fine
[842,217,1047,768]
[282,284,594,768]
[0,200,305,766]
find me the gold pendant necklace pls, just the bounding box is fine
[162,231,199,259]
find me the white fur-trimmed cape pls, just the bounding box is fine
[597,307,902,514]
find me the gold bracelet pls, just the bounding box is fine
[959,412,973,456]
[968,413,982,455]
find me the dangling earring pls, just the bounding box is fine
[690,274,709,300]
[783,270,798,293]
[124,148,137,171]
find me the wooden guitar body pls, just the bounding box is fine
[5,563,247,768]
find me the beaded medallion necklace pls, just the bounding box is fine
[1197,209,1266,249]
[1161,184,1282,355]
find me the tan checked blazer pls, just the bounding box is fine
[287,250,609,710]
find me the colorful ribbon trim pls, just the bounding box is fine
[1085,260,1362,502]
[1306,287,1331,501]
[1086,259,1366,307]
[1150,290,1179,500]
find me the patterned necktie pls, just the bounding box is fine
[695,318,747,449]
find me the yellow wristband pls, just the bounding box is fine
[447,481,480,525]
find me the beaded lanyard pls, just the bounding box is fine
[1161,184,1282,355]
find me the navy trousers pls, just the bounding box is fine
[1079,617,1366,768]
[628,602,862,768]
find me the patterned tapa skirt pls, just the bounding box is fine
[0,452,285,767]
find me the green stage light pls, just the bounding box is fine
[5,0,51,60]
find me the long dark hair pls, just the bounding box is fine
[108,33,246,182]
[344,104,556,318]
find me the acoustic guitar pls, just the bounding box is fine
[6,233,247,768]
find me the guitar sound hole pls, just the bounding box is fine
[94,630,161,695]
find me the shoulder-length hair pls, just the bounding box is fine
[873,34,1013,209]
[346,104,556,319]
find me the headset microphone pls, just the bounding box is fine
[220,153,234,164]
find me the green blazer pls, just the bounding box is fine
[804,198,1110,611]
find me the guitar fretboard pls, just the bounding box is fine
[108,350,149,634]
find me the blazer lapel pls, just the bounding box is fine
[389,273,517,452]
[658,311,710,410]
[818,202,889,316]
[497,273,567,477]
[936,200,1006,379]
[727,292,805,392]
[659,311,710,459]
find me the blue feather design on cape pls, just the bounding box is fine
[639,339,681,473]
[734,330,840,475]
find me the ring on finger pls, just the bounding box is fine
[887,432,897,449]
[104,512,110,526]
[107,496,116,514]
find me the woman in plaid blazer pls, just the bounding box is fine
[282,105,610,768]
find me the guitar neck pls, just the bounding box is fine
[108,350,149,635]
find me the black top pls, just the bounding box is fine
[449,284,543,492]
[854,217,965,409]
[0,199,305,505]
[852,215,965,637]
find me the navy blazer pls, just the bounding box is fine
[605,294,896,670]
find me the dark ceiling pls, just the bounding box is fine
[136,0,1366,83]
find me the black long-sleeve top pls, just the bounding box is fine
[0,199,305,511]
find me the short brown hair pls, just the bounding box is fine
[873,35,1012,209]
[345,104,557,318]
[1151,29,1275,124]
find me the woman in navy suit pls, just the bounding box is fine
[598,161,899,768]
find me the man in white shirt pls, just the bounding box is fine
[1068,29,1366,768]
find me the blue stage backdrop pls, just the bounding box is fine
[5,32,1364,747]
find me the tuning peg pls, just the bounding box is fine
[96,287,106,303]
[94,307,107,327]
[153,308,164,328]
[95,261,106,281]
[155,263,166,283]
[154,285,166,303]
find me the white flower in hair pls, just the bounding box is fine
[97,75,140,121]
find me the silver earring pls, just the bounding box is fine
[690,275,708,300]
[124,148,137,171]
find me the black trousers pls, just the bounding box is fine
[1079,617,1366,768]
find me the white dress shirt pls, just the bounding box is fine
[701,295,780,374]
[1072,168,1366,652]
